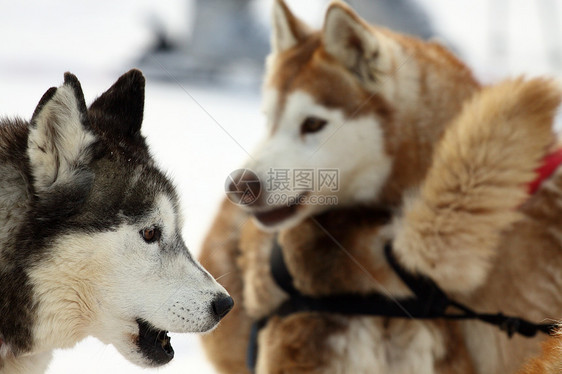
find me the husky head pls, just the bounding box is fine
[229,0,479,232]
[9,71,233,368]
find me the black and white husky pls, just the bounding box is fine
[0,70,233,373]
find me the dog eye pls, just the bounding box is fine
[300,117,327,135]
[140,227,161,243]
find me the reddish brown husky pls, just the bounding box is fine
[200,1,562,373]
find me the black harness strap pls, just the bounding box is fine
[269,238,300,297]
[383,244,556,337]
[246,239,558,372]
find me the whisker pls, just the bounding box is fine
[216,271,232,281]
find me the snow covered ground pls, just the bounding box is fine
[0,1,560,373]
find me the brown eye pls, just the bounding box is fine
[141,227,161,243]
[300,117,327,135]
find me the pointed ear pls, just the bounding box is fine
[271,0,310,53]
[322,2,380,81]
[29,72,96,194]
[88,69,145,139]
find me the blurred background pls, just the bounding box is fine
[0,0,561,373]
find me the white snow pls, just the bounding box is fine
[0,1,560,373]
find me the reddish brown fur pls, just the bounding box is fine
[220,79,562,374]
[267,35,393,122]
[518,333,562,374]
[259,315,348,374]
[394,78,562,293]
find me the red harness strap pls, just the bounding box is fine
[528,148,562,195]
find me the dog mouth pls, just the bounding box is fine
[136,319,174,366]
[253,197,303,227]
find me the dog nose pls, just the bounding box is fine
[212,294,234,320]
[225,169,261,206]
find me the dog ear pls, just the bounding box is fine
[271,0,310,54]
[392,78,561,294]
[322,2,381,82]
[28,72,96,195]
[88,69,145,140]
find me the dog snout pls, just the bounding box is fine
[211,294,234,320]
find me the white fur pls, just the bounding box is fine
[327,319,444,374]
[245,90,392,231]
[0,351,52,374]
[27,86,96,192]
[261,88,279,130]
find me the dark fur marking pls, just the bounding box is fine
[88,69,145,140]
